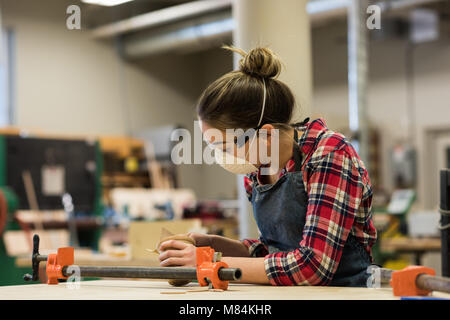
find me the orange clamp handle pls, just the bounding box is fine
[46,247,74,285]
[196,247,229,290]
[390,265,435,296]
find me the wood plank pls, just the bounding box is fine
[3,230,69,256]
[129,219,202,260]
[0,280,405,300]
[380,237,441,252]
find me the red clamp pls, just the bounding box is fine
[46,247,74,285]
[196,247,229,290]
[390,265,435,296]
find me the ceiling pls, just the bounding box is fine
[78,0,450,59]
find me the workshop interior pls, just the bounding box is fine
[0,0,449,300]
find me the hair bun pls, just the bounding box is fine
[223,45,281,79]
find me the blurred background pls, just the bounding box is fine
[0,0,449,285]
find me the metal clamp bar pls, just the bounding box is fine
[61,265,241,282]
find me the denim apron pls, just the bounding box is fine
[250,130,372,287]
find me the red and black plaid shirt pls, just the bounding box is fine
[242,118,377,286]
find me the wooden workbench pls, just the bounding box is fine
[1,279,449,300]
[0,280,392,300]
[380,237,441,252]
[380,237,441,265]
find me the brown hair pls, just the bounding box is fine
[196,46,296,130]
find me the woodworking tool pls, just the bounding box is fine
[379,265,450,296]
[23,234,241,290]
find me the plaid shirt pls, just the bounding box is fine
[242,118,377,286]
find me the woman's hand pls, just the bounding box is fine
[158,240,196,267]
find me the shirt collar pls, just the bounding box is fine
[297,118,328,157]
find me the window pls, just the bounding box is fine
[0,28,14,127]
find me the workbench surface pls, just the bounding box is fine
[0,280,402,300]
[2,280,450,300]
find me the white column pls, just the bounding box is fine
[347,0,369,168]
[232,0,313,239]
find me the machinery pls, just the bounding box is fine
[0,186,23,286]
[0,134,104,285]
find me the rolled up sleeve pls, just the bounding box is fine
[241,238,269,257]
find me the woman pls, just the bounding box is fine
[158,46,377,287]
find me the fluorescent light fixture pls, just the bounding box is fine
[306,0,349,15]
[81,0,134,6]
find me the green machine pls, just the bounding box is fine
[0,134,104,286]
[0,185,24,286]
[371,189,416,266]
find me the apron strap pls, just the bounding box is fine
[292,129,303,172]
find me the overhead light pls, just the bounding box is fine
[81,0,134,6]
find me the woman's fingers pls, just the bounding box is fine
[159,239,189,252]
[158,249,185,262]
[158,243,196,267]
[160,257,188,267]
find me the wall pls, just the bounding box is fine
[192,47,237,200]
[136,47,237,200]
[0,0,200,135]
